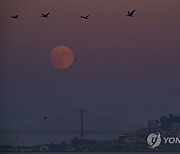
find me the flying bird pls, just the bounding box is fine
[41,12,50,18]
[43,116,48,120]
[126,10,136,17]
[81,15,90,19]
[11,15,18,19]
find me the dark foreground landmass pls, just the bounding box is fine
[0,114,180,152]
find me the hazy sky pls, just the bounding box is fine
[0,0,180,145]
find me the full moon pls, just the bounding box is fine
[50,46,74,69]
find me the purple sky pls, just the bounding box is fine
[0,0,180,145]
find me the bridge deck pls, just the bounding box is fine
[0,130,129,134]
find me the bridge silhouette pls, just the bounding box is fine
[0,109,138,139]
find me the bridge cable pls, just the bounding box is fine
[84,110,138,128]
[7,110,80,130]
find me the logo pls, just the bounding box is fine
[147,132,180,149]
[147,132,161,148]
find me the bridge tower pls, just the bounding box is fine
[80,109,84,140]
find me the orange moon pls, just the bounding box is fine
[50,46,74,69]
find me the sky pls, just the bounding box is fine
[0,0,180,145]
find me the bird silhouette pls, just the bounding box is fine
[11,15,18,19]
[43,116,48,119]
[81,15,90,19]
[16,134,19,139]
[41,12,50,18]
[126,10,136,17]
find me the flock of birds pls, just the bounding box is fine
[11,12,50,19]
[10,10,136,19]
[9,9,136,141]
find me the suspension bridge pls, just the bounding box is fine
[0,109,138,139]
